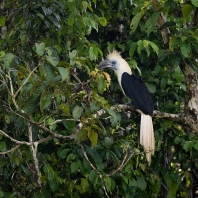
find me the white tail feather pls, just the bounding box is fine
[140,114,155,165]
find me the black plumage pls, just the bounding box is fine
[121,73,153,115]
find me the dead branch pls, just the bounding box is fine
[28,124,41,188]
[0,144,21,154]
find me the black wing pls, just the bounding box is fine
[121,72,153,115]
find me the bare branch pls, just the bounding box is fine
[14,65,39,97]
[10,94,75,140]
[0,145,21,154]
[28,124,41,188]
[180,62,198,112]
[37,136,53,144]
[107,149,143,177]
[47,119,76,126]
[0,130,32,145]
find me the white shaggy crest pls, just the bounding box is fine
[107,50,121,60]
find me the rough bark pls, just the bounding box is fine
[151,0,198,133]
[151,0,170,44]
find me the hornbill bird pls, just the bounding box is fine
[98,50,154,165]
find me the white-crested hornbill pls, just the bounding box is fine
[98,50,154,165]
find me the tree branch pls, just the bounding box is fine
[151,0,170,44]
[14,65,39,98]
[180,62,198,113]
[77,142,110,198]
[0,145,21,154]
[28,124,41,188]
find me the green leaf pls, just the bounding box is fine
[67,153,76,161]
[58,104,70,115]
[76,129,88,141]
[83,17,98,32]
[69,50,77,65]
[89,170,98,183]
[104,137,113,148]
[48,15,60,28]
[40,91,53,112]
[72,105,84,120]
[46,55,59,66]
[0,16,6,27]
[0,141,6,151]
[89,46,97,61]
[149,41,159,55]
[104,177,116,193]
[2,53,15,69]
[145,12,160,36]
[88,129,98,147]
[174,137,181,144]
[0,51,5,59]
[59,148,71,159]
[63,120,75,131]
[43,164,55,181]
[106,109,121,126]
[82,1,88,11]
[87,3,93,12]
[99,17,107,27]
[137,177,147,191]
[4,114,10,124]
[37,13,45,20]
[57,67,69,81]
[50,180,59,192]
[145,83,156,93]
[194,142,198,150]
[152,64,161,75]
[183,141,193,152]
[70,161,80,173]
[192,0,198,7]
[168,182,179,198]
[129,178,137,186]
[20,34,27,47]
[137,40,144,54]
[35,42,45,56]
[0,191,4,198]
[97,75,106,94]
[160,78,167,89]
[68,14,75,26]
[180,42,191,58]
[80,178,89,193]
[129,42,137,57]
[90,101,100,112]
[46,117,56,130]
[39,64,55,82]
[130,10,145,33]
[182,4,193,18]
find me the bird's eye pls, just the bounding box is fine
[112,60,116,65]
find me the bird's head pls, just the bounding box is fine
[98,50,132,75]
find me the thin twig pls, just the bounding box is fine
[0,130,32,145]
[107,152,128,177]
[14,65,39,97]
[0,145,21,154]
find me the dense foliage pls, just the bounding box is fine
[0,0,198,197]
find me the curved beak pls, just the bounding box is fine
[98,59,112,70]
